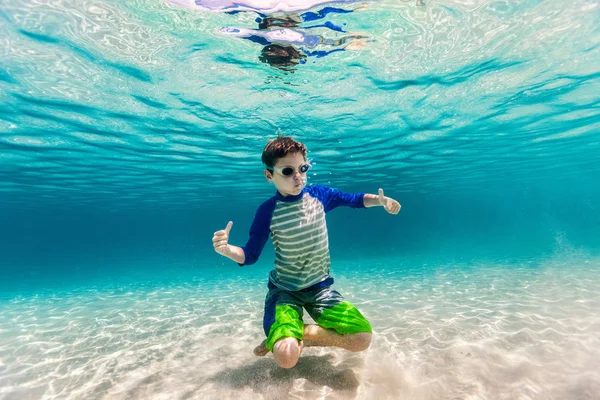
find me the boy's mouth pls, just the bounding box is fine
[293,177,306,189]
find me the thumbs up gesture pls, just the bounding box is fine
[212,221,233,255]
[378,188,401,215]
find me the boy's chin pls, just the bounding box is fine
[286,186,303,195]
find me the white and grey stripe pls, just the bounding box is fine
[269,193,331,290]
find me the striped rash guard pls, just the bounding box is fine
[240,185,365,291]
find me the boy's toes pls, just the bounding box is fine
[253,340,269,356]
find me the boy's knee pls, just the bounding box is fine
[273,337,301,368]
[348,332,372,352]
[275,354,299,369]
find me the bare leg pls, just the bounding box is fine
[254,337,306,368]
[254,333,328,356]
[303,324,371,352]
[273,337,304,369]
[254,324,371,361]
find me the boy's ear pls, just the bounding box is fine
[264,169,273,182]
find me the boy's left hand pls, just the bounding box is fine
[378,188,401,215]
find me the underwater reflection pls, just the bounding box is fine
[219,4,369,71]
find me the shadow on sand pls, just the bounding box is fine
[210,354,360,398]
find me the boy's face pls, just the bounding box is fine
[265,152,309,197]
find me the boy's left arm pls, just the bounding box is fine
[363,188,401,215]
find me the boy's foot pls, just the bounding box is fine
[253,339,269,356]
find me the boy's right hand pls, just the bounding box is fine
[212,221,233,255]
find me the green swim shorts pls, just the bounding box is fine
[262,277,372,351]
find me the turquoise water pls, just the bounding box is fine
[1,0,599,398]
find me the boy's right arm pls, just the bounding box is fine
[213,198,274,266]
[212,221,246,264]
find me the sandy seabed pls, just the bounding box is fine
[1,257,599,400]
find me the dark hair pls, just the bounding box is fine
[259,45,305,71]
[258,17,300,30]
[261,136,307,168]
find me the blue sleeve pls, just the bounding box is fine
[301,7,353,23]
[245,35,270,46]
[239,197,276,266]
[306,185,365,213]
[303,21,347,33]
[303,48,345,58]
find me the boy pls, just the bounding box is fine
[217,5,368,70]
[212,136,400,369]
